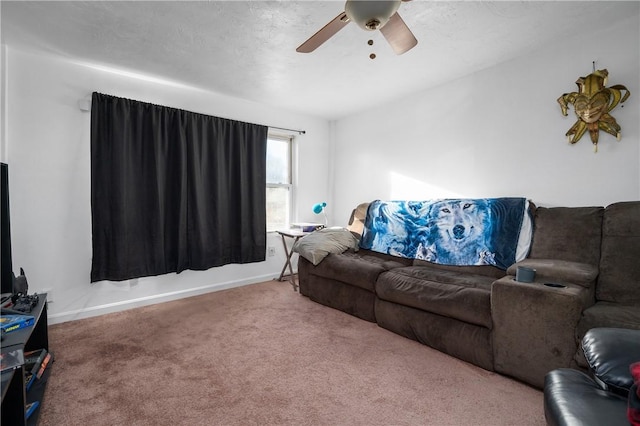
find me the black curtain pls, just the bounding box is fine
[90,92,267,282]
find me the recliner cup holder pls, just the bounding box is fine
[544,282,566,288]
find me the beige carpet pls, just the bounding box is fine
[40,280,544,425]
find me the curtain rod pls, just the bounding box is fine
[269,126,306,135]
[78,98,306,135]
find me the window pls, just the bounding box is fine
[266,134,293,232]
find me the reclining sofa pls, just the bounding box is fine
[297,200,640,389]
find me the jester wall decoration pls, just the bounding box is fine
[557,69,630,152]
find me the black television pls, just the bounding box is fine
[1,162,14,295]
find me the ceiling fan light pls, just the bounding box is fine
[345,0,401,31]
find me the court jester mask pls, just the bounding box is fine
[557,69,630,152]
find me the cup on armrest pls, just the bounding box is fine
[515,266,536,282]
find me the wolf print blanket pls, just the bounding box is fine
[360,198,532,270]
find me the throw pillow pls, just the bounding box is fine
[293,227,359,266]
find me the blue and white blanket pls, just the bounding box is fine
[360,198,532,270]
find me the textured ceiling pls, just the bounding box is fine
[1,1,637,120]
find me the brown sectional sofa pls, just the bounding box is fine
[298,200,640,389]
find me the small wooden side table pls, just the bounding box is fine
[276,229,309,291]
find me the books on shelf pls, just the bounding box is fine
[0,313,35,334]
[36,352,52,379]
[25,348,46,391]
[24,348,52,391]
[25,372,36,391]
[26,401,40,419]
[25,349,47,373]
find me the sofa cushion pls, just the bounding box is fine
[529,206,604,267]
[506,259,598,288]
[298,261,378,322]
[375,266,493,328]
[577,303,640,340]
[582,328,640,397]
[375,298,494,370]
[597,201,640,304]
[413,258,505,279]
[308,249,411,292]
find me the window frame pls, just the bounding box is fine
[266,133,294,232]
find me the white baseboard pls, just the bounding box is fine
[47,273,281,325]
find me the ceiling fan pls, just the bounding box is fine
[296,0,417,55]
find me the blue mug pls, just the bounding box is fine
[516,266,536,283]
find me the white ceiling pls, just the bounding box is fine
[1,1,637,120]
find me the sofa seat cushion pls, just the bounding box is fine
[413,258,505,279]
[309,249,411,292]
[577,303,640,338]
[375,266,493,328]
[544,368,629,426]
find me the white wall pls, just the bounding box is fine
[331,14,640,224]
[3,48,331,323]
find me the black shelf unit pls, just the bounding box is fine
[1,295,50,426]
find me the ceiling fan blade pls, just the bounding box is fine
[296,12,350,53]
[380,12,417,55]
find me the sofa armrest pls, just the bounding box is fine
[506,259,598,288]
[492,276,593,388]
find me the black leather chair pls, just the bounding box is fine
[544,327,640,426]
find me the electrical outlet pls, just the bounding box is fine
[268,246,276,257]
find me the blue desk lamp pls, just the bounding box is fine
[312,202,327,227]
